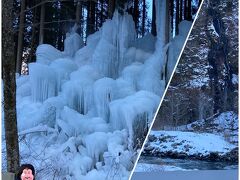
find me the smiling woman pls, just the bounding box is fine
[16,164,35,180]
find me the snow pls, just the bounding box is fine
[36,44,63,65]
[208,22,220,38]
[2,9,190,179]
[83,132,109,163]
[232,74,238,84]
[177,111,238,144]
[150,131,236,156]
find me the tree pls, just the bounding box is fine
[2,0,20,173]
[108,0,115,19]
[151,0,156,36]
[179,0,183,22]
[28,0,38,64]
[175,0,180,35]
[133,0,139,33]
[87,0,96,36]
[184,0,192,21]
[16,0,26,75]
[141,0,146,36]
[39,0,46,44]
[75,0,83,35]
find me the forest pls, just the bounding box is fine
[8,0,200,75]
[3,0,200,179]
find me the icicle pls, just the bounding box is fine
[155,0,167,48]
[121,62,143,90]
[82,132,109,165]
[91,11,136,78]
[64,27,84,57]
[93,78,116,122]
[50,58,78,92]
[62,79,93,115]
[29,63,57,102]
[109,91,160,149]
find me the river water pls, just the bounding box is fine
[139,156,238,170]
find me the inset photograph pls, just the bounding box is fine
[135,0,238,172]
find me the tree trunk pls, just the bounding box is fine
[76,1,82,25]
[108,0,115,19]
[179,0,183,22]
[151,0,157,36]
[16,0,25,75]
[184,0,187,19]
[187,0,192,21]
[133,0,139,31]
[175,0,179,35]
[75,0,82,35]
[2,0,20,173]
[141,0,146,36]
[100,0,104,27]
[28,0,37,64]
[165,1,170,44]
[184,0,192,21]
[87,1,96,37]
[170,0,174,37]
[198,0,202,7]
[39,1,45,44]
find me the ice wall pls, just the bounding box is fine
[16,9,168,180]
[109,91,160,149]
[29,63,58,102]
[167,21,192,82]
[64,32,84,57]
[36,44,63,65]
[91,11,136,78]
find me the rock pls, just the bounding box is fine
[159,135,173,142]
[178,153,187,159]
[148,135,157,142]
[144,146,154,152]
[171,142,182,148]
[223,147,238,162]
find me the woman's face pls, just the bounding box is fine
[21,168,34,180]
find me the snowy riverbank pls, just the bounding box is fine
[142,131,238,162]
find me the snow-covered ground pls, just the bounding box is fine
[148,131,236,156]
[176,112,238,145]
[2,9,191,180]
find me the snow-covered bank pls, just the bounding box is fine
[143,131,238,162]
[176,112,238,145]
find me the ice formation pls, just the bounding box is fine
[167,21,192,82]
[12,10,190,180]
